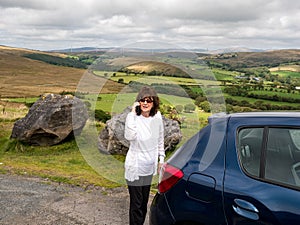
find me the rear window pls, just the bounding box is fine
[168,125,211,170]
[168,117,227,172]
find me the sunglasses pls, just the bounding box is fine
[139,97,153,103]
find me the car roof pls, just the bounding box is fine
[230,111,300,118]
[208,111,300,123]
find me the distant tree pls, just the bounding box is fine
[240,100,251,107]
[160,103,172,115]
[94,109,111,123]
[175,105,183,113]
[224,86,239,96]
[118,78,124,83]
[184,103,196,113]
[199,101,210,112]
[195,96,207,106]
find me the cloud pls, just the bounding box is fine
[0,0,299,50]
[0,0,56,10]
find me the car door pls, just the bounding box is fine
[223,117,300,225]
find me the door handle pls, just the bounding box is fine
[232,198,259,220]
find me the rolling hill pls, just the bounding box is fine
[202,49,300,68]
[121,61,189,77]
[0,46,125,98]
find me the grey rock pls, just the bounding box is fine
[98,106,182,155]
[10,93,88,146]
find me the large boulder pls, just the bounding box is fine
[98,107,182,155]
[11,93,88,146]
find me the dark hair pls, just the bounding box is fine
[135,86,160,117]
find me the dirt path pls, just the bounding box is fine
[0,174,151,225]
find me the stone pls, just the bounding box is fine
[10,93,88,146]
[98,106,182,155]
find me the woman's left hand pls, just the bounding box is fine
[158,163,164,174]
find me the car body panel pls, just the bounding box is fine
[223,115,300,225]
[150,112,300,225]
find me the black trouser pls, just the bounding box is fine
[126,175,153,225]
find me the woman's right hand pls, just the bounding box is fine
[132,102,140,113]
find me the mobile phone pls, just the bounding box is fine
[135,105,141,115]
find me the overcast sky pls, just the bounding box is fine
[0,0,299,51]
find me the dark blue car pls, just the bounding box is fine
[150,112,300,225]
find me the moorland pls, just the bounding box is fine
[1,45,300,188]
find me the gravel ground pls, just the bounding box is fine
[0,174,152,225]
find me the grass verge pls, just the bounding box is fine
[0,138,120,189]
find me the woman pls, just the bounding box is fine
[124,86,165,225]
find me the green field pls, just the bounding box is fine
[212,68,239,81]
[250,89,300,100]
[94,70,221,86]
[271,70,300,78]
[224,94,300,107]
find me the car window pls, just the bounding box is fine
[238,128,263,177]
[265,128,300,187]
[289,129,300,150]
[168,126,211,169]
[238,127,300,189]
